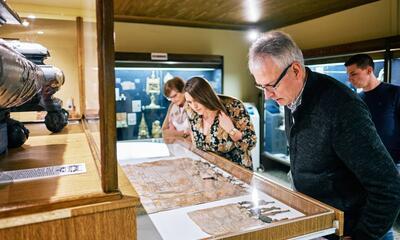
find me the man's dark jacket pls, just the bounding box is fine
[284,68,400,240]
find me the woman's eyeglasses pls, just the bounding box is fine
[166,93,178,101]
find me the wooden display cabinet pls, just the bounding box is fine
[0,0,138,239]
[118,138,343,240]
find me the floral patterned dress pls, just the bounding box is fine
[185,95,257,169]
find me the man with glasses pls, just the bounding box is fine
[248,30,400,240]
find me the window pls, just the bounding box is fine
[391,56,400,86]
[308,59,384,91]
[263,56,386,165]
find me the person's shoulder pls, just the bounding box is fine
[383,82,400,91]
[183,102,196,118]
[218,95,244,108]
[384,83,400,103]
[308,70,358,104]
[169,103,179,110]
[377,83,400,99]
[218,94,241,103]
[302,70,367,118]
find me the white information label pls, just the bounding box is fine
[127,113,137,125]
[151,52,168,61]
[0,163,86,183]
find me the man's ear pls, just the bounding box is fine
[367,66,373,75]
[292,62,301,76]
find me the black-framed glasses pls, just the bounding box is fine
[255,63,293,92]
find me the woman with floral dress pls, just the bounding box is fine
[184,77,257,169]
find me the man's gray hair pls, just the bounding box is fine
[248,31,304,71]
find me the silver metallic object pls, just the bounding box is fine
[0,1,68,150]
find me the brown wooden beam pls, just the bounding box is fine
[76,16,86,118]
[96,0,119,193]
[114,14,253,31]
[303,35,400,60]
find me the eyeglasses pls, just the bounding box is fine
[166,93,178,101]
[255,63,293,92]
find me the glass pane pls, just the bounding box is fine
[0,0,101,163]
[263,99,288,162]
[114,66,223,141]
[391,57,400,86]
[82,15,101,158]
[1,18,79,123]
[308,60,385,91]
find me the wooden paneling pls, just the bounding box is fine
[114,0,378,30]
[0,197,137,240]
[223,214,333,240]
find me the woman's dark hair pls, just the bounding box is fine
[163,77,185,97]
[184,77,227,115]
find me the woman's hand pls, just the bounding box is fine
[218,112,235,133]
[219,112,243,141]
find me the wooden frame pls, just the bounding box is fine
[114,52,224,91]
[0,0,134,223]
[0,1,139,239]
[119,138,344,239]
[96,0,119,193]
[303,35,400,60]
[303,35,400,84]
[76,16,86,118]
[190,142,343,239]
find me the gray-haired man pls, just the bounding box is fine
[248,30,400,240]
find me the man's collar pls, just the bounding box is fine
[288,67,308,112]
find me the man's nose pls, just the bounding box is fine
[264,90,274,99]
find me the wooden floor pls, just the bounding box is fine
[0,122,121,218]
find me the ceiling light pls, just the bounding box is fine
[247,29,259,41]
[246,0,261,22]
[27,15,36,19]
[37,31,44,35]
[22,19,29,27]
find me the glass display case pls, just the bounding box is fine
[263,59,384,165]
[0,0,137,239]
[115,52,223,140]
[263,99,288,164]
[117,138,344,239]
